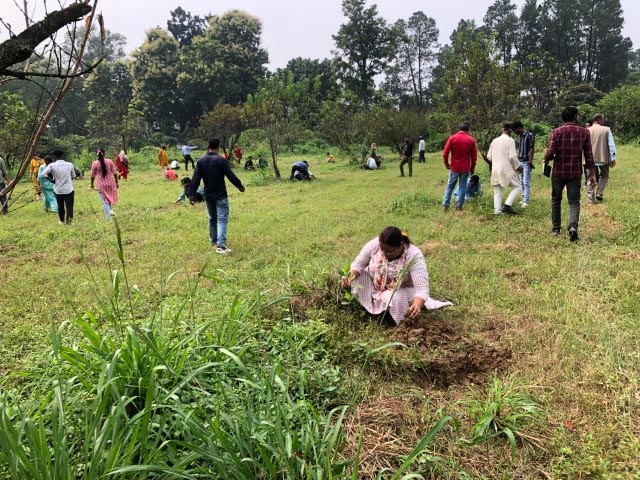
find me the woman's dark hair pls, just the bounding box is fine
[44,156,53,165]
[97,148,107,177]
[181,177,191,186]
[379,226,411,247]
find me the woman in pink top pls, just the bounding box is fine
[90,149,119,220]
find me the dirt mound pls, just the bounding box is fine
[390,316,511,388]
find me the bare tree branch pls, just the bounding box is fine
[3,56,103,79]
[0,2,92,74]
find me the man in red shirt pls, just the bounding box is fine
[544,106,596,241]
[442,123,477,211]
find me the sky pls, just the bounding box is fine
[1,0,639,70]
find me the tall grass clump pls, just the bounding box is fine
[0,220,354,479]
[462,374,544,460]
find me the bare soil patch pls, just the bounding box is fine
[390,315,512,388]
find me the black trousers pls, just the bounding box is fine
[56,191,74,224]
[183,154,195,171]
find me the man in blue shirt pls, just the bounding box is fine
[189,138,245,254]
[290,160,311,181]
[512,120,535,208]
[181,144,199,171]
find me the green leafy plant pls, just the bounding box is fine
[462,375,543,460]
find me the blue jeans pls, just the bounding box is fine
[98,192,112,220]
[206,197,229,247]
[443,171,469,208]
[519,161,533,203]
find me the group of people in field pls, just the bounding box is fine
[2,105,616,324]
[343,106,616,324]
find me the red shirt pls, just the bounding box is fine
[443,131,477,173]
[544,122,594,179]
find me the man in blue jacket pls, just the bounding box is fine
[190,137,245,254]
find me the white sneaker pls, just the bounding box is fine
[521,202,529,208]
[216,246,232,254]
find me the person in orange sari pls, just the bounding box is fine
[29,154,45,199]
[158,145,169,168]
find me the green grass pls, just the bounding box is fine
[1,145,640,478]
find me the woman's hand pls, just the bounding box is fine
[406,297,425,319]
[341,269,359,288]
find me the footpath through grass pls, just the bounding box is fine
[1,147,639,478]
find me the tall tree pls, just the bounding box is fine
[483,0,518,66]
[177,10,268,126]
[383,11,439,108]
[579,0,631,90]
[167,7,208,47]
[130,28,181,134]
[332,0,397,106]
[197,103,244,160]
[243,75,316,178]
[84,60,144,151]
[433,21,522,162]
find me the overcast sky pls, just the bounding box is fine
[1,0,639,70]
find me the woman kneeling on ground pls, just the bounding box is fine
[342,226,451,324]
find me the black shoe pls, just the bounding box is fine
[551,229,560,236]
[569,227,579,242]
[596,195,603,202]
[501,204,517,215]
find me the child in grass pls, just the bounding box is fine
[176,177,204,204]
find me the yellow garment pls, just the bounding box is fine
[30,157,44,193]
[30,157,44,179]
[158,149,169,168]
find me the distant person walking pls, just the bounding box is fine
[418,135,426,163]
[181,144,198,171]
[190,137,245,254]
[90,148,119,221]
[544,106,596,241]
[512,120,535,207]
[487,123,522,215]
[587,113,617,204]
[399,137,414,177]
[0,154,10,214]
[37,156,58,213]
[42,149,77,225]
[29,154,44,200]
[442,123,477,211]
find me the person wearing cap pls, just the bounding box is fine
[487,123,522,215]
[442,122,478,211]
[418,135,426,163]
[41,149,77,225]
[512,120,535,207]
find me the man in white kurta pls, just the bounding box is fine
[487,124,522,215]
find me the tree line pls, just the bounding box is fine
[1,0,639,176]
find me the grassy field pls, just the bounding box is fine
[1,145,639,479]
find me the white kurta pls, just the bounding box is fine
[487,134,520,187]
